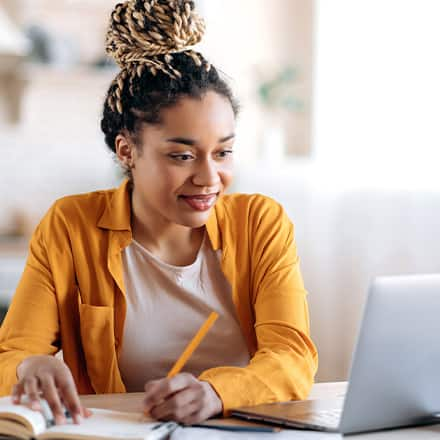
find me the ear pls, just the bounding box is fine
[115,133,136,169]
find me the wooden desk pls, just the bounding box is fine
[80,382,440,439]
[80,382,348,413]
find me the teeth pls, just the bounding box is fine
[180,194,217,210]
[188,196,214,201]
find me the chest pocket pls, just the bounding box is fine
[79,303,125,393]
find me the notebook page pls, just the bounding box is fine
[39,408,161,440]
[0,396,46,435]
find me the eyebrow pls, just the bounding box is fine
[166,134,235,146]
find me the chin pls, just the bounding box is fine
[175,211,212,228]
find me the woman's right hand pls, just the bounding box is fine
[12,355,89,425]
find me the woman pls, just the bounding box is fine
[0,0,318,426]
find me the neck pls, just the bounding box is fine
[130,190,204,265]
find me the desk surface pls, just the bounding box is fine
[80,382,347,414]
[80,382,440,439]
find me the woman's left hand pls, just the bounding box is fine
[143,373,223,425]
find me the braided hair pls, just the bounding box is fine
[101,0,239,173]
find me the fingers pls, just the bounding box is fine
[150,387,202,421]
[40,375,67,425]
[23,377,42,411]
[11,382,40,411]
[11,382,25,404]
[180,409,207,426]
[81,407,93,418]
[144,373,196,414]
[57,377,82,424]
[12,356,84,425]
[143,374,222,424]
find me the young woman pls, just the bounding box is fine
[0,0,317,426]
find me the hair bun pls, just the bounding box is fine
[106,0,205,69]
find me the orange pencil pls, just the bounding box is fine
[167,311,219,378]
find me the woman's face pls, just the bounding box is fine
[125,91,236,229]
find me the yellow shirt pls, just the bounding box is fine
[0,179,318,413]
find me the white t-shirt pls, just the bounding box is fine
[118,233,250,391]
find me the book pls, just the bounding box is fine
[0,396,175,440]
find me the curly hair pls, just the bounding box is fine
[100,0,239,176]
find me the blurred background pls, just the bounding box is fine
[1,0,440,382]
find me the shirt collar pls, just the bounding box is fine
[97,179,132,231]
[97,178,222,251]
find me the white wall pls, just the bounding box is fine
[313,0,440,190]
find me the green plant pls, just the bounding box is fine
[258,66,303,112]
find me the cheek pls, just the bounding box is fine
[142,160,185,188]
[219,163,234,189]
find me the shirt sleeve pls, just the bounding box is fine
[198,196,318,414]
[0,217,60,396]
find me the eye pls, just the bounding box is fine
[216,149,234,159]
[169,153,194,162]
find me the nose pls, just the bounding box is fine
[192,157,221,188]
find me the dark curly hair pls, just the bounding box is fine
[100,0,239,176]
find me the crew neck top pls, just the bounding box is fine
[118,233,250,391]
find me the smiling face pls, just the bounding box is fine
[117,91,236,230]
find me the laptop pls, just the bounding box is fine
[231,274,440,435]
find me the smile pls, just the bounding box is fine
[179,193,218,211]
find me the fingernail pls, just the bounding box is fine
[82,407,93,418]
[55,415,66,425]
[31,401,41,411]
[73,414,82,425]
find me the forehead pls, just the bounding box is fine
[156,91,235,136]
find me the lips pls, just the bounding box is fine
[179,193,218,211]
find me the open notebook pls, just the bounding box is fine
[0,395,280,439]
[0,396,176,440]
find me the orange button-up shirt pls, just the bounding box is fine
[0,179,318,412]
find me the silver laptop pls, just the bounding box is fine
[231,274,440,435]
